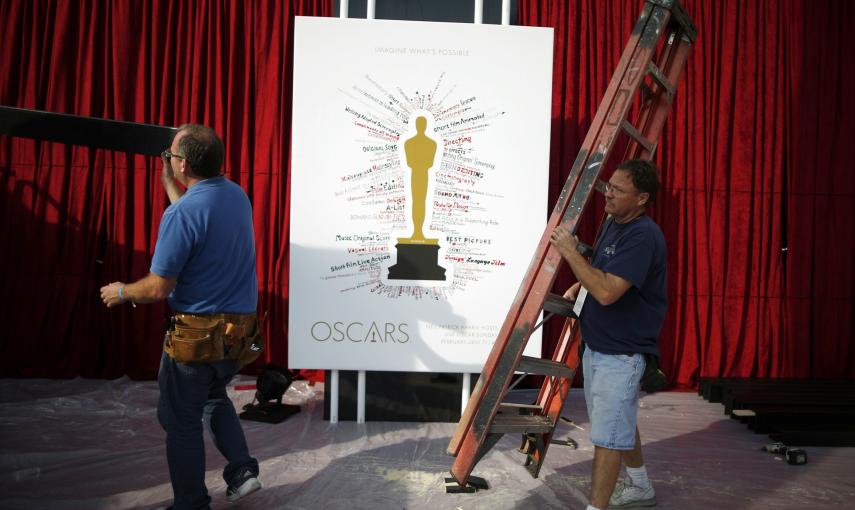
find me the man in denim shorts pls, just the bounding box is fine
[551,159,667,510]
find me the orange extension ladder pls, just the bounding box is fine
[446,0,697,492]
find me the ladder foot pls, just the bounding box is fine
[444,475,489,493]
[552,437,579,449]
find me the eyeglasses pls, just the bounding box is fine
[604,182,626,195]
[161,150,185,161]
[604,181,640,196]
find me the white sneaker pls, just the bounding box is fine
[227,473,262,503]
[608,478,656,508]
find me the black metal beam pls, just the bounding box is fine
[0,105,176,156]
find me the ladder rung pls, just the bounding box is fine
[518,355,575,379]
[621,120,656,155]
[542,293,577,318]
[646,61,676,96]
[732,409,756,417]
[500,402,543,411]
[489,413,554,434]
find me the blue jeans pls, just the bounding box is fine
[157,352,259,510]
[582,347,646,450]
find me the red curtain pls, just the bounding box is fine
[520,0,855,387]
[0,0,331,379]
[2,0,853,387]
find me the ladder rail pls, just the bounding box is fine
[624,28,691,161]
[448,1,666,461]
[588,30,694,261]
[452,3,676,473]
[448,0,695,488]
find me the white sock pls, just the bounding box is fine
[626,465,651,489]
[586,505,602,510]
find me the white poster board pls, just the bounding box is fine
[289,17,553,372]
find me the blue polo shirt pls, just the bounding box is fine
[150,176,258,314]
[580,215,667,356]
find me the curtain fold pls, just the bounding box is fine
[519,0,855,387]
[0,0,332,379]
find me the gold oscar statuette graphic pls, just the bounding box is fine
[388,115,447,281]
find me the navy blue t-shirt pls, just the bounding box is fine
[150,176,258,314]
[579,215,667,356]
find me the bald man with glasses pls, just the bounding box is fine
[101,124,262,509]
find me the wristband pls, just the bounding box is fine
[118,286,124,303]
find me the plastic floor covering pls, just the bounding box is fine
[1,377,854,509]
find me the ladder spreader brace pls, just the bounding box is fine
[445,0,696,491]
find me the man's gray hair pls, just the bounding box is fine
[175,124,224,179]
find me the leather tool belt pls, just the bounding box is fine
[164,312,264,367]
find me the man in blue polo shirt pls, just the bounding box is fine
[550,159,667,510]
[100,124,261,509]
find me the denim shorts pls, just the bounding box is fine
[582,346,646,450]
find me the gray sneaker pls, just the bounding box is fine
[608,479,656,508]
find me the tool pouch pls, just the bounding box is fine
[164,314,226,363]
[164,312,263,365]
[640,354,668,393]
[225,314,265,368]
